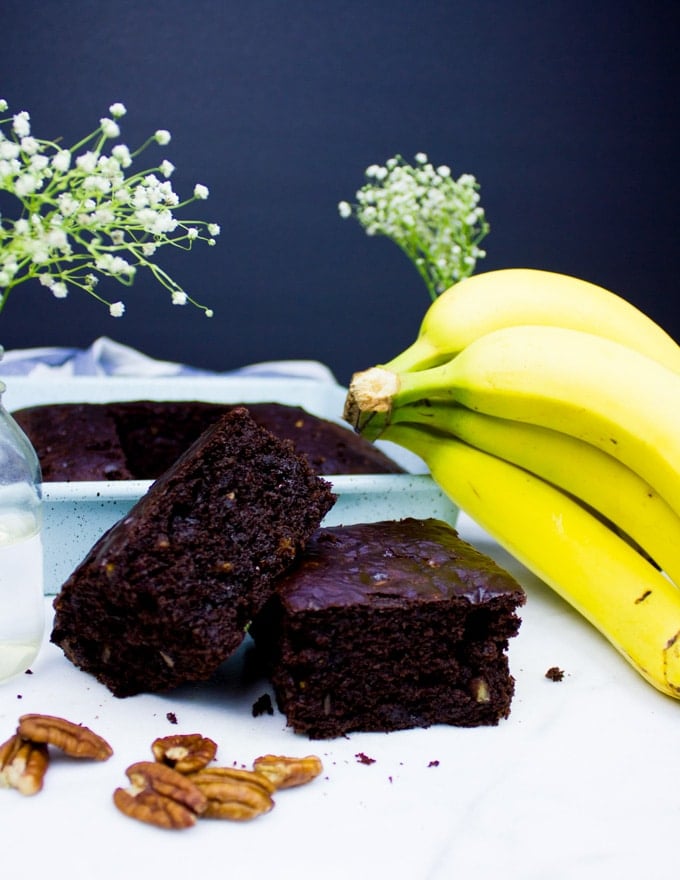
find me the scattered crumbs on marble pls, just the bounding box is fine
[428,760,440,767]
[252,692,274,717]
[545,666,565,682]
[24,669,33,675]
[16,694,22,699]
[388,775,393,783]
[355,752,376,765]
[166,711,178,724]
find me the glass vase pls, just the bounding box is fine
[0,379,44,682]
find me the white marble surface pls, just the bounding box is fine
[1,512,678,880]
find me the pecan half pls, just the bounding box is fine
[18,714,113,761]
[151,733,217,774]
[113,761,207,830]
[253,754,323,789]
[0,732,49,796]
[187,766,275,820]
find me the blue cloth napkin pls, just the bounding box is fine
[0,336,337,383]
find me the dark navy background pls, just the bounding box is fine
[1,1,677,384]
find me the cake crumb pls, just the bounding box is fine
[428,760,440,767]
[252,693,274,717]
[166,711,178,724]
[355,752,376,765]
[545,666,565,682]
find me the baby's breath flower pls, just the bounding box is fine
[14,174,39,197]
[52,149,72,172]
[112,144,132,168]
[83,174,111,194]
[20,136,40,156]
[99,117,120,139]
[95,253,135,277]
[0,100,220,318]
[339,152,489,300]
[12,111,30,138]
[57,193,78,216]
[0,141,19,161]
[76,151,97,173]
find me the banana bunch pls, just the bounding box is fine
[343,268,680,698]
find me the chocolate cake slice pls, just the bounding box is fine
[13,400,404,480]
[252,518,525,738]
[51,407,335,697]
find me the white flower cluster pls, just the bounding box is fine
[0,99,219,317]
[338,152,489,300]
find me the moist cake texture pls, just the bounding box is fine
[13,400,404,480]
[51,407,335,697]
[251,518,525,738]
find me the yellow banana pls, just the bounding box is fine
[383,402,680,587]
[346,325,680,517]
[383,267,680,374]
[379,421,680,698]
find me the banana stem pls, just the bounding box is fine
[343,367,400,431]
[343,358,460,434]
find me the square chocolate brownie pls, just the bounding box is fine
[252,518,525,738]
